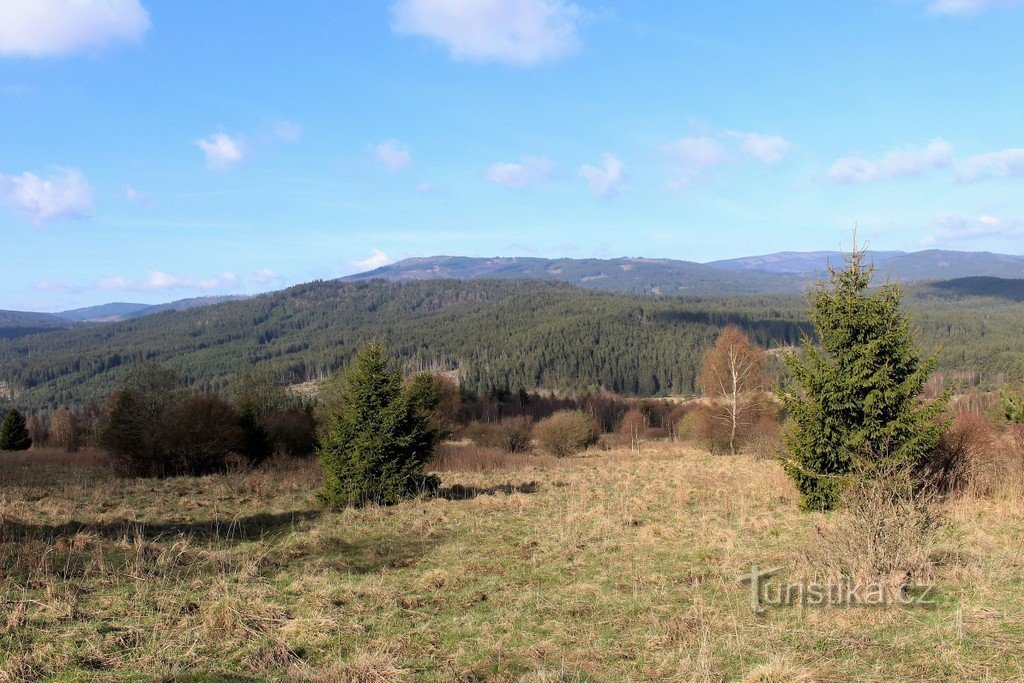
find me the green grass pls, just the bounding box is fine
[1,444,1022,681]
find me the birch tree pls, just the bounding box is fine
[697,325,768,454]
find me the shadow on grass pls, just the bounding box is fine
[435,481,541,500]
[1,509,324,544]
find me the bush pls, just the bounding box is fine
[811,460,939,596]
[922,411,1023,497]
[102,391,243,477]
[462,421,500,448]
[158,395,245,475]
[264,408,317,457]
[534,410,599,457]
[496,416,534,453]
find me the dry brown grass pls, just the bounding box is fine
[0,442,1021,681]
[428,442,564,472]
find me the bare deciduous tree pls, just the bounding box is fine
[697,325,768,454]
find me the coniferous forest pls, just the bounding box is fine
[1,276,1021,413]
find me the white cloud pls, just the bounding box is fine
[373,139,414,172]
[925,0,1023,16]
[485,155,555,189]
[729,131,791,164]
[659,136,726,189]
[827,139,954,183]
[95,270,239,292]
[580,153,625,198]
[195,132,247,171]
[272,120,302,143]
[350,249,393,271]
[251,268,281,285]
[956,147,1024,182]
[921,213,1024,246]
[0,0,150,57]
[0,166,94,225]
[391,0,582,66]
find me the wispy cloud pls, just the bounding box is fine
[827,139,954,183]
[372,139,414,172]
[660,136,726,189]
[728,131,792,164]
[956,147,1024,182]
[195,132,248,171]
[0,166,94,225]
[349,249,392,271]
[660,129,791,189]
[0,0,150,57]
[921,213,1024,246]
[95,270,240,292]
[250,268,281,285]
[486,155,555,189]
[924,0,1023,16]
[391,0,582,66]
[580,153,625,198]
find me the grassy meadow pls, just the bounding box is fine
[1,442,1022,682]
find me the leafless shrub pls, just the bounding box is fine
[809,460,940,595]
[533,410,599,457]
[920,412,1024,498]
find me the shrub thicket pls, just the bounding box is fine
[100,363,245,477]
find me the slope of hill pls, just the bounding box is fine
[2,277,1023,413]
[344,256,809,294]
[57,295,249,323]
[56,302,153,323]
[0,310,70,340]
[709,249,1024,280]
[881,250,1024,281]
[0,279,812,412]
[707,251,905,275]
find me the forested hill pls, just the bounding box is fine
[344,256,809,294]
[1,277,1021,413]
[346,251,1024,292]
[0,279,811,412]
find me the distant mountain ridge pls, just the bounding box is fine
[343,255,809,294]
[2,249,1021,336]
[708,249,1024,280]
[56,295,249,323]
[345,250,1024,293]
[0,295,249,338]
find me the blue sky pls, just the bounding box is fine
[1,0,1022,310]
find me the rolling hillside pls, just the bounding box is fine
[1,276,1023,413]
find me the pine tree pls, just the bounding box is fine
[317,342,440,507]
[0,408,32,451]
[780,247,947,511]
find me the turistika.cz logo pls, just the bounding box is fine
[737,565,937,613]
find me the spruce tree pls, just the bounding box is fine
[0,408,32,451]
[780,247,946,511]
[317,342,439,507]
